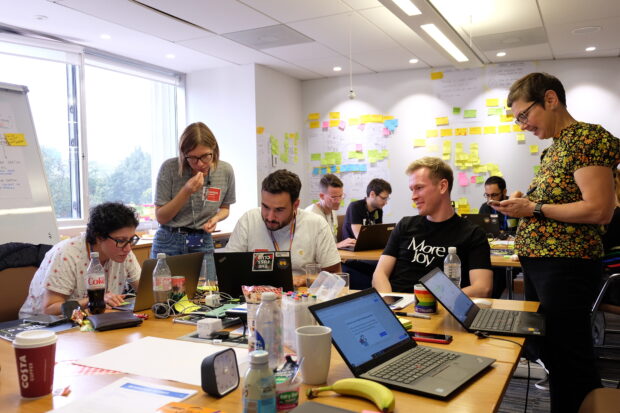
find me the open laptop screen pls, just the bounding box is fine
[311,291,409,368]
[421,268,474,324]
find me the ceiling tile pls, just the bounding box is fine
[483,43,554,64]
[353,47,429,72]
[544,17,620,56]
[238,0,351,23]
[178,35,274,64]
[262,42,342,61]
[291,55,374,77]
[538,0,620,24]
[135,0,277,34]
[340,0,383,10]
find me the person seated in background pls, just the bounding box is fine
[19,202,141,318]
[479,176,517,233]
[373,157,493,297]
[342,178,392,239]
[305,174,356,250]
[226,169,341,286]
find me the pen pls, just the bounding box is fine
[394,312,431,320]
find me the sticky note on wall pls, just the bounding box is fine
[435,117,449,126]
[4,133,27,146]
[431,71,444,80]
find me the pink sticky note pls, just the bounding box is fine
[382,127,389,136]
[322,121,329,128]
[339,120,346,131]
[358,123,366,131]
[356,144,363,152]
[458,172,469,187]
[470,176,477,183]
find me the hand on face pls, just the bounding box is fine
[184,172,204,195]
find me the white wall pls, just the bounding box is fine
[301,57,620,223]
[186,64,257,232]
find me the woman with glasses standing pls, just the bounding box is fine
[19,202,142,317]
[494,73,620,413]
[151,122,236,279]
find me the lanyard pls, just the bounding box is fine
[269,213,297,251]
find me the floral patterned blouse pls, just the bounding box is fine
[515,122,620,259]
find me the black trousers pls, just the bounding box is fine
[520,256,602,413]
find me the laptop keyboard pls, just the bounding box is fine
[471,309,519,331]
[370,346,459,384]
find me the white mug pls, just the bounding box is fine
[295,325,332,385]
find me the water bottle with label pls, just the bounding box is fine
[243,350,276,413]
[254,292,283,371]
[444,246,461,288]
[86,251,106,314]
[152,253,172,304]
[197,254,219,306]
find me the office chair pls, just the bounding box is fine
[591,273,620,350]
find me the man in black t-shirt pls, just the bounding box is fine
[479,176,517,232]
[372,157,493,297]
[342,178,392,240]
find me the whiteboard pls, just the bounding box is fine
[0,82,59,245]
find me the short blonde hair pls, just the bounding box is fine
[177,122,220,176]
[405,157,453,192]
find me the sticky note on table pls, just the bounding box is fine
[435,117,449,126]
[464,109,477,118]
[431,71,444,80]
[4,133,27,146]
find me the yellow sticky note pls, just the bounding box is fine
[469,127,482,135]
[308,113,320,120]
[329,112,340,120]
[4,133,27,146]
[349,118,359,126]
[484,126,497,134]
[360,115,371,123]
[530,145,539,154]
[414,139,426,147]
[486,98,499,107]
[500,114,514,123]
[370,114,383,123]
[329,120,339,127]
[513,124,523,132]
[516,133,526,142]
[426,129,438,138]
[309,121,320,129]
[498,125,511,133]
[427,144,439,152]
[383,115,394,121]
[256,127,265,134]
[431,71,444,80]
[440,128,453,137]
[455,128,467,136]
[435,117,449,126]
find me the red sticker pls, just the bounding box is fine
[205,187,221,202]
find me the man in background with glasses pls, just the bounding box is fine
[305,174,356,250]
[20,202,142,318]
[479,176,517,233]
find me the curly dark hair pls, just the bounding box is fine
[261,169,301,203]
[86,202,139,244]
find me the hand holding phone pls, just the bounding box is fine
[408,331,453,344]
[487,200,501,208]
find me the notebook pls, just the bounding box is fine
[214,251,294,298]
[114,252,205,311]
[339,223,395,252]
[420,267,545,337]
[461,213,501,238]
[309,288,495,398]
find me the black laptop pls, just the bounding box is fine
[420,267,545,337]
[462,214,501,238]
[339,223,395,252]
[309,288,495,398]
[214,251,294,298]
[115,252,205,311]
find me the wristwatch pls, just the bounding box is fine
[533,203,545,218]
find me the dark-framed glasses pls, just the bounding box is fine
[483,193,501,199]
[106,235,140,248]
[514,101,538,126]
[185,152,213,164]
[377,194,390,201]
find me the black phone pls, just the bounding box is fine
[23,314,68,327]
[408,331,453,344]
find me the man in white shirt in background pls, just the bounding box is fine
[305,174,356,250]
[226,169,341,286]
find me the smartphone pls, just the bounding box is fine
[380,294,415,310]
[408,331,453,344]
[487,200,501,208]
[23,314,68,327]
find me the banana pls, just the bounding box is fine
[306,378,395,413]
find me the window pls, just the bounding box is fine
[0,38,182,228]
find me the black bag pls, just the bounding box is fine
[87,311,142,331]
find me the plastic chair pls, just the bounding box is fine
[0,266,38,322]
[578,387,620,413]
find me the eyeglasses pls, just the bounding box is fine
[514,101,538,126]
[185,152,213,164]
[106,235,140,248]
[483,193,501,199]
[377,194,390,201]
[327,193,345,201]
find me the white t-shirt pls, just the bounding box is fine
[225,208,341,276]
[19,233,141,318]
[304,203,338,241]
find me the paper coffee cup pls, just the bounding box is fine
[13,330,57,398]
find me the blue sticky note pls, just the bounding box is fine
[312,168,319,175]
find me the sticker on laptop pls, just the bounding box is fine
[252,252,274,272]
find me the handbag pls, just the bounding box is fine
[87,311,143,331]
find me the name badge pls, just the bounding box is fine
[203,187,221,202]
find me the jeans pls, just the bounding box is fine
[520,256,602,413]
[150,227,216,279]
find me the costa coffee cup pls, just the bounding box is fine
[13,330,57,398]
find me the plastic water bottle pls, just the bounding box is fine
[255,292,283,371]
[86,251,106,314]
[243,350,276,413]
[152,253,172,303]
[197,254,219,306]
[444,246,461,288]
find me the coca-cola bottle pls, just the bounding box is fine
[86,251,106,314]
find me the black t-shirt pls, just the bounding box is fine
[342,198,383,240]
[479,202,516,231]
[383,214,491,293]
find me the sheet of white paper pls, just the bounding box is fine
[48,377,196,413]
[75,336,248,386]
